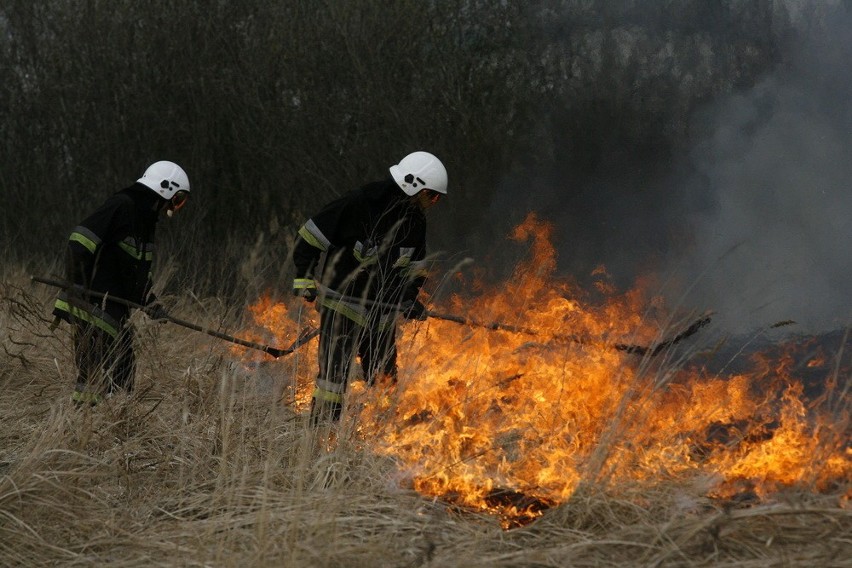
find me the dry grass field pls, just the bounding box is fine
[1,259,850,567]
[3,3,850,566]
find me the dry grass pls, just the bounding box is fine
[1,273,850,567]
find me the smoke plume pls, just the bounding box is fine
[472,3,852,335]
[671,6,852,333]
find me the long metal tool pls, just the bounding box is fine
[32,276,317,359]
[314,284,711,357]
[427,309,712,356]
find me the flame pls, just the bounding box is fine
[235,295,319,410]
[241,213,851,526]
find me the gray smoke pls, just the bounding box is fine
[460,3,851,336]
[671,9,852,334]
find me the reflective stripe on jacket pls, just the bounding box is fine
[53,184,160,325]
[53,290,122,338]
[292,178,428,324]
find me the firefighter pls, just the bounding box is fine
[52,161,191,405]
[293,151,447,424]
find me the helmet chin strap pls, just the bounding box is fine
[155,197,173,217]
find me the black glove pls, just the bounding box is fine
[294,287,317,302]
[403,299,427,321]
[144,301,169,322]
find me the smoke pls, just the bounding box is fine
[670,6,852,334]
[449,3,851,335]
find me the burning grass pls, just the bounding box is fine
[1,212,850,565]
[242,214,850,528]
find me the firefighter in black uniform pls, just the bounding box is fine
[293,151,447,423]
[52,161,191,405]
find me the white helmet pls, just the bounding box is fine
[389,151,447,196]
[137,161,191,200]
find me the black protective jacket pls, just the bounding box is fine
[53,184,160,334]
[293,178,428,322]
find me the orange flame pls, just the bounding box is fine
[236,295,319,410]
[241,213,851,526]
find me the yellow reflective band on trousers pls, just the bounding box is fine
[71,390,102,404]
[313,387,343,404]
[54,299,119,338]
[293,278,316,290]
[316,378,345,395]
[318,296,397,331]
[319,296,368,326]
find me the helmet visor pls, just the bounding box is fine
[424,189,443,204]
[170,190,189,212]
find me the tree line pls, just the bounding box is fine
[0,0,799,301]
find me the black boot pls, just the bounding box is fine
[309,397,342,425]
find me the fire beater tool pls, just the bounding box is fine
[32,276,317,358]
[314,284,712,356]
[426,310,712,356]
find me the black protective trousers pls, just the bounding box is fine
[315,307,397,412]
[72,320,136,396]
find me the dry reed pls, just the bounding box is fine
[1,273,849,567]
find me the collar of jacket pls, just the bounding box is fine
[122,183,167,217]
[364,177,421,212]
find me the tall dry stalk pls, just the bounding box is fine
[1,269,850,567]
